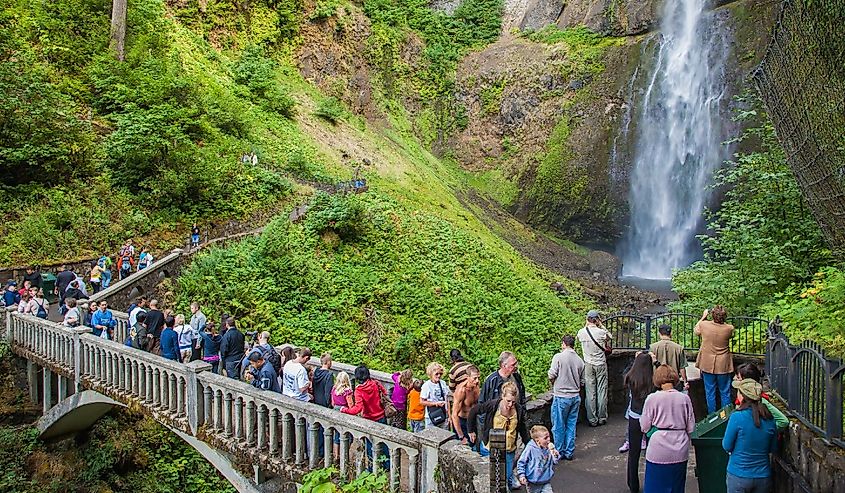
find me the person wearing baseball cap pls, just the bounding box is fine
[3,280,20,308]
[722,378,778,492]
[576,309,611,426]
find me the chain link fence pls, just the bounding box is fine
[752,0,845,258]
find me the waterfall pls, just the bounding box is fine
[620,0,731,280]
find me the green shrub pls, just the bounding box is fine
[314,97,347,123]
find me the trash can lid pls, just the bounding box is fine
[692,404,735,438]
[41,273,57,282]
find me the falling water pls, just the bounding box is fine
[620,0,731,279]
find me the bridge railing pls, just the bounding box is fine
[603,312,771,356]
[5,311,449,491]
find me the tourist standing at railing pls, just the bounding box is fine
[548,334,584,461]
[91,301,117,340]
[577,309,611,427]
[3,280,20,308]
[128,297,147,327]
[27,288,48,320]
[650,324,687,391]
[189,302,207,334]
[390,369,413,430]
[16,289,30,314]
[722,378,778,493]
[174,314,196,362]
[219,317,245,378]
[160,316,181,362]
[82,301,96,328]
[282,347,312,401]
[448,349,473,393]
[480,352,527,407]
[451,365,480,446]
[695,306,735,413]
[468,381,529,491]
[245,351,281,392]
[331,370,355,458]
[341,365,390,471]
[62,298,80,327]
[421,362,451,430]
[313,353,334,408]
[639,365,695,493]
[198,322,222,374]
[55,266,75,306]
[733,363,789,430]
[22,267,42,290]
[407,379,425,432]
[624,351,657,493]
[130,312,151,351]
[145,300,165,353]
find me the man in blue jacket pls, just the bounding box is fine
[159,316,182,362]
[91,301,117,339]
[219,317,245,379]
[246,351,280,392]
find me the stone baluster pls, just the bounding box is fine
[112,351,120,388]
[282,413,293,461]
[57,375,68,401]
[295,417,306,465]
[42,369,53,414]
[118,355,126,392]
[153,369,161,407]
[269,409,280,455]
[104,352,112,387]
[184,361,210,434]
[169,373,178,414]
[234,397,244,440]
[257,405,268,450]
[339,432,350,479]
[203,386,213,426]
[224,393,234,437]
[323,426,332,468]
[139,363,146,400]
[176,376,185,416]
[246,400,256,447]
[389,448,400,491]
[72,327,91,393]
[160,370,169,409]
[372,440,383,476]
[309,422,320,469]
[355,439,365,477]
[214,390,223,431]
[146,366,154,404]
[407,451,418,493]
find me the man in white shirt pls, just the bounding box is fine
[128,297,147,327]
[576,310,611,427]
[283,347,312,401]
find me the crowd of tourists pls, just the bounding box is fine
[10,280,786,492]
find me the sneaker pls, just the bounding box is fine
[618,440,630,453]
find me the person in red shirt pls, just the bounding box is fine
[341,365,390,470]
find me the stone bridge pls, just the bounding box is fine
[5,310,488,493]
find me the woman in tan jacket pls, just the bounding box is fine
[694,306,735,413]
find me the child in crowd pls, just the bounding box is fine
[516,425,560,493]
[331,371,355,458]
[391,369,413,430]
[407,379,425,433]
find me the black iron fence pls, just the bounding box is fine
[766,322,845,448]
[604,311,845,447]
[603,312,771,356]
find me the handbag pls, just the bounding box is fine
[379,385,398,419]
[585,325,612,356]
[427,381,448,426]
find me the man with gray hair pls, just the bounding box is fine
[479,351,527,406]
[576,310,611,426]
[548,335,584,460]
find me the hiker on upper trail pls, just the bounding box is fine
[117,240,135,280]
[695,306,735,413]
[97,255,113,288]
[547,334,584,461]
[577,309,611,427]
[191,223,201,248]
[137,247,153,271]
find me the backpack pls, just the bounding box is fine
[379,384,398,419]
[260,345,282,375]
[34,300,47,319]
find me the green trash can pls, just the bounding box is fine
[41,273,57,303]
[691,404,735,493]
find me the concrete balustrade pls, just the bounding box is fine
[5,310,471,492]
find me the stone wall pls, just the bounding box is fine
[436,440,491,493]
[88,249,187,312]
[774,417,845,493]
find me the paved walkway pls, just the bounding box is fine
[548,413,699,492]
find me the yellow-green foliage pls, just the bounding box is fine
[177,193,582,393]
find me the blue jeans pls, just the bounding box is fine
[551,395,580,458]
[479,441,516,487]
[101,269,111,288]
[703,372,733,413]
[726,472,771,493]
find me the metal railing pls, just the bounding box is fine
[767,322,845,448]
[603,312,771,356]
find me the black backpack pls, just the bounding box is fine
[34,300,47,319]
[260,345,282,375]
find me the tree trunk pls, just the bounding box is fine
[109,0,127,61]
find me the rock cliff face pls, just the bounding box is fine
[500,0,662,35]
